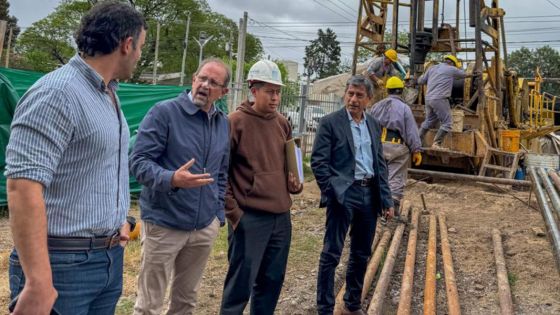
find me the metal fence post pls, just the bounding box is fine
[297,83,308,136]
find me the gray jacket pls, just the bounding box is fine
[417,63,467,100]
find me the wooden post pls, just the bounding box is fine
[492,229,514,315]
[439,214,461,315]
[397,208,420,315]
[423,214,437,315]
[367,204,411,314]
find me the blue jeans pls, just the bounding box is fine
[9,245,124,315]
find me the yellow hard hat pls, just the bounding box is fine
[384,49,398,62]
[444,55,460,67]
[386,76,404,89]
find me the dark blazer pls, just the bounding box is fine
[310,108,393,214]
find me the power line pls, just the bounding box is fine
[545,0,560,11]
[311,0,355,22]
[332,0,356,12]
[325,0,357,19]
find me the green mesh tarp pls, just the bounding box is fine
[0,67,229,206]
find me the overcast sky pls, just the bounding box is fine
[11,0,560,74]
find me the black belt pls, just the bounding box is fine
[353,177,374,187]
[47,232,120,251]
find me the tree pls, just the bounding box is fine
[14,0,264,83]
[304,28,341,80]
[509,46,560,96]
[15,1,88,71]
[0,0,20,49]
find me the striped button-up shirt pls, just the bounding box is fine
[5,54,130,237]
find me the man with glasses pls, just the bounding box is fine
[220,60,302,314]
[130,58,231,314]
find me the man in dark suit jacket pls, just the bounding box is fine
[311,75,394,315]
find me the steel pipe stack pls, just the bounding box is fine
[528,167,560,273]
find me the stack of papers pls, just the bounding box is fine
[286,137,304,183]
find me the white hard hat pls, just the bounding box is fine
[246,60,284,86]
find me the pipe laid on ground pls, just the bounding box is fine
[397,208,420,315]
[423,214,437,315]
[547,170,560,217]
[538,168,560,217]
[409,169,532,187]
[367,205,411,314]
[548,170,560,194]
[492,228,514,315]
[438,214,461,315]
[334,227,387,315]
[360,229,392,302]
[529,167,560,273]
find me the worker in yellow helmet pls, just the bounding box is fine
[365,48,401,105]
[416,55,468,149]
[368,76,422,219]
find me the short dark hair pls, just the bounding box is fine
[345,75,374,98]
[195,58,232,87]
[388,88,403,95]
[75,1,147,57]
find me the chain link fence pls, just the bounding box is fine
[224,82,344,157]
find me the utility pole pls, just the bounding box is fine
[0,21,7,61]
[232,12,247,111]
[227,30,233,65]
[5,27,12,68]
[152,21,161,85]
[179,12,191,86]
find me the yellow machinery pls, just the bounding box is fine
[352,0,560,172]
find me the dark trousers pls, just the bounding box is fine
[317,184,377,314]
[220,209,292,315]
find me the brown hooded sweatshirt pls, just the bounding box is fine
[225,100,302,227]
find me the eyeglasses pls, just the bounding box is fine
[196,76,225,89]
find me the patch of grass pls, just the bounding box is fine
[303,156,315,181]
[115,296,135,315]
[508,272,518,287]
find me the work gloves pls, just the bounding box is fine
[412,151,422,166]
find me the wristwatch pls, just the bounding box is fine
[126,216,137,232]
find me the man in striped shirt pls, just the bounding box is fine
[5,2,146,314]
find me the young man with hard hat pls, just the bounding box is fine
[368,76,422,217]
[416,55,467,149]
[366,48,401,105]
[220,60,303,315]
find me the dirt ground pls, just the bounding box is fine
[1,179,559,314]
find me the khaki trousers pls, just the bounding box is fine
[382,142,410,201]
[134,218,220,315]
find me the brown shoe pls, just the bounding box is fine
[341,306,365,315]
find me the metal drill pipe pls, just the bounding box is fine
[538,168,560,217]
[438,214,461,315]
[529,167,560,273]
[492,228,514,315]
[423,214,437,315]
[397,208,420,315]
[409,169,532,187]
[367,205,411,314]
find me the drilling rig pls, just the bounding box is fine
[352,0,560,174]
